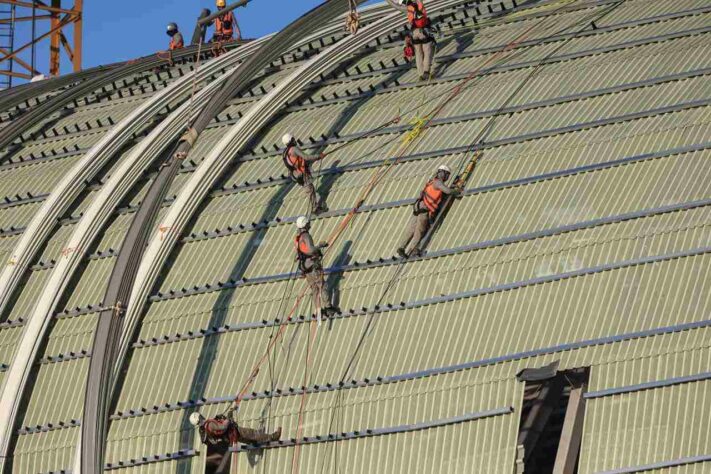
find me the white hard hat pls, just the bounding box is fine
[189,412,204,427]
[438,165,451,174]
[296,215,309,229]
[282,133,294,146]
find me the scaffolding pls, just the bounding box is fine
[0,0,83,89]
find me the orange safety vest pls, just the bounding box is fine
[283,146,310,177]
[420,179,443,217]
[215,11,235,38]
[407,1,429,29]
[295,231,316,273]
[169,35,183,51]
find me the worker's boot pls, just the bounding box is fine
[428,71,436,81]
[419,74,427,82]
[397,248,408,259]
[270,427,282,442]
[315,203,328,215]
[323,305,340,317]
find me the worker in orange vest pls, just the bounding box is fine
[388,0,437,81]
[397,165,457,258]
[166,23,184,50]
[213,0,242,42]
[189,411,281,451]
[282,133,327,215]
[295,216,339,317]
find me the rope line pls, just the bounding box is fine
[228,0,597,469]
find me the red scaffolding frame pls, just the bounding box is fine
[0,0,82,86]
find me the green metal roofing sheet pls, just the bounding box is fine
[0,0,709,471]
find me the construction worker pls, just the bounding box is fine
[295,216,339,317]
[189,411,281,447]
[166,23,184,50]
[213,0,242,42]
[397,165,457,258]
[388,0,436,81]
[282,133,327,214]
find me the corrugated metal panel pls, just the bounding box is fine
[235,410,518,474]
[115,249,711,411]
[0,0,708,470]
[580,380,711,473]
[11,426,78,474]
[589,345,711,393]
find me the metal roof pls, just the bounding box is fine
[0,0,709,472]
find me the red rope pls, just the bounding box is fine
[290,318,320,473]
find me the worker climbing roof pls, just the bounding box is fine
[0,1,708,473]
[166,22,184,50]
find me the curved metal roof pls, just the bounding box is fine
[0,0,709,472]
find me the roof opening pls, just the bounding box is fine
[515,364,590,474]
[205,445,232,474]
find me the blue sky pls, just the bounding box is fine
[8,0,379,82]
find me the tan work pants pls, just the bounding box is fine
[305,267,329,310]
[399,212,430,253]
[412,28,434,77]
[297,172,320,214]
[236,426,278,444]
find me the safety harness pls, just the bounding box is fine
[215,11,235,39]
[202,416,238,446]
[169,33,184,50]
[294,230,318,274]
[407,0,429,29]
[415,178,443,217]
[283,144,310,185]
[407,1,436,45]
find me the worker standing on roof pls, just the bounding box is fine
[295,216,339,317]
[189,411,281,448]
[388,0,436,81]
[282,133,327,215]
[397,165,457,258]
[213,0,242,42]
[166,23,184,50]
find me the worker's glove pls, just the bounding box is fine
[452,189,463,198]
[318,241,329,249]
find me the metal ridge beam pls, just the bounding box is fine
[232,407,514,451]
[585,371,711,399]
[594,454,711,474]
[0,43,266,470]
[41,449,199,473]
[45,407,511,472]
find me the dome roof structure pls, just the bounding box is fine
[0,0,708,472]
